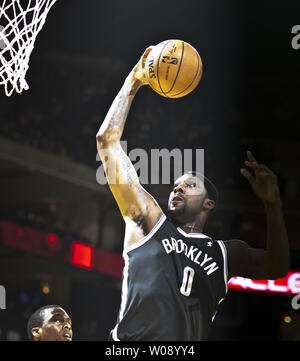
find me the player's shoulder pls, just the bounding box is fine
[221,239,253,280]
[221,239,251,252]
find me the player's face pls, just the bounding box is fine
[168,174,207,220]
[37,307,73,341]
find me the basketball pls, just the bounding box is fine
[145,39,202,98]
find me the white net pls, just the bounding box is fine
[0,0,57,96]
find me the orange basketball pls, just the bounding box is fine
[145,39,202,98]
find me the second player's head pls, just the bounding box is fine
[27,305,72,341]
[168,172,218,226]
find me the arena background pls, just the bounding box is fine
[0,0,299,341]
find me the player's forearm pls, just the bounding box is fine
[96,72,141,148]
[264,200,290,279]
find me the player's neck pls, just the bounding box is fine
[179,222,203,233]
[177,212,209,234]
[179,223,204,234]
[170,210,208,234]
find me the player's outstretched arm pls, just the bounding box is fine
[96,47,163,250]
[225,151,290,280]
[97,47,151,147]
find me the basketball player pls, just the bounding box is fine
[27,305,72,341]
[96,47,290,341]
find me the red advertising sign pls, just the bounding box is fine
[228,271,300,294]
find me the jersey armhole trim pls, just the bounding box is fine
[123,213,167,255]
[177,227,211,239]
[216,240,229,294]
[111,326,120,341]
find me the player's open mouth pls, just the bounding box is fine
[172,195,184,203]
[63,332,72,340]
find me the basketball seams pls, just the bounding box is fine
[164,40,185,95]
[171,50,201,98]
[157,40,172,97]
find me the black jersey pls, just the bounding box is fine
[110,214,229,341]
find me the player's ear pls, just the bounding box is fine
[31,327,42,341]
[203,198,215,211]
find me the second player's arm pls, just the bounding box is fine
[225,151,290,280]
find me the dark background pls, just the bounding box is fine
[0,0,299,341]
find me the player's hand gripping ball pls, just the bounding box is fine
[144,39,202,98]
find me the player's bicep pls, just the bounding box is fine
[224,239,268,280]
[97,141,162,223]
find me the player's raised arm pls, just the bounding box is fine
[96,47,163,249]
[225,151,290,280]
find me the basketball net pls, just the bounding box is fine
[0,0,57,96]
